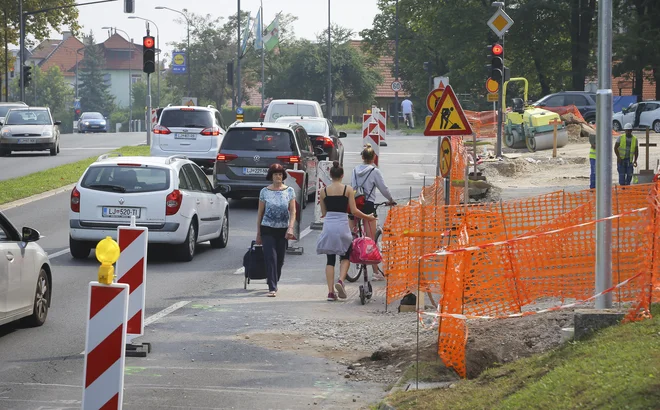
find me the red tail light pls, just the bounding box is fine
[321,137,334,148]
[153,125,171,135]
[201,127,221,136]
[277,155,301,164]
[71,186,80,213]
[216,153,238,162]
[165,189,183,215]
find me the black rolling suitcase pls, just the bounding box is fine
[243,241,267,289]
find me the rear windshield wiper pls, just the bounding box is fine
[87,184,127,193]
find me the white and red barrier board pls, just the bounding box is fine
[285,170,305,240]
[116,226,148,337]
[82,282,129,410]
[364,131,381,166]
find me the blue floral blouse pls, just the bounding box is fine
[259,186,295,228]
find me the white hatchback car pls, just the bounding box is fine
[0,211,51,327]
[69,154,229,262]
[151,105,228,173]
[264,99,324,122]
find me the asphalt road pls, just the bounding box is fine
[0,132,146,181]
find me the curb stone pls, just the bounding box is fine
[0,183,76,211]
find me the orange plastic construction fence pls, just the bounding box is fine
[382,180,660,378]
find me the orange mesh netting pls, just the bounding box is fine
[382,181,660,378]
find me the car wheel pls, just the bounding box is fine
[49,143,57,156]
[585,115,596,125]
[0,148,8,157]
[210,211,229,249]
[176,219,197,262]
[653,120,660,134]
[613,121,622,132]
[24,268,50,327]
[70,236,91,259]
[56,139,60,154]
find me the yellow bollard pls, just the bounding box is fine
[96,236,120,285]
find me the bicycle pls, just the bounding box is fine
[346,202,394,305]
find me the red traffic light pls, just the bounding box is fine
[143,36,155,49]
[492,44,503,56]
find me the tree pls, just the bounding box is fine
[78,32,114,115]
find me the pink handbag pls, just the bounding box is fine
[350,236,382,265]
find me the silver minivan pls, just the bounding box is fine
[264,99,324,122]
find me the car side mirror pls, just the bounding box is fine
[54,120,62,125]
[338,131,347,138]
[22,227,41,243]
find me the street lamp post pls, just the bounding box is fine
[237,0,241,108]
[103,27,133,131]
[155,6,190,96]
[129,16,160,107]
[394,0,399,129]
[327,0,331,119]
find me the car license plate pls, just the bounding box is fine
[244,167,268,176]
[17,138,37,144]
[174,133,196,140]
[102,207,141,218]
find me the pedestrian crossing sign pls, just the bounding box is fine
[424,85,473,136]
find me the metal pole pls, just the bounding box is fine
[19,0,24,102]
[147,73,152,146]
[128,38,132,131]
[75,51,79,98]
[436,136,441,177]
[33,62,36,105]
[495,33,505,158]
[237,0,242,108]
[186,18,190,96]
[260,0,264,109]
[4,9,8,102]
[326,0,332,119]
[595,0,613,309]
[394,0,399,129]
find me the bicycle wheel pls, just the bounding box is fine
[375,228,385,277]
[346,262,364,282]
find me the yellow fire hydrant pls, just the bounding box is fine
[96,236,120,285]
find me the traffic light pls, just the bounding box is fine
[490,43,504,82]
[227,62,234,85]
[124,0,134,13]
[142,35,156,74]
[22,65,32,88]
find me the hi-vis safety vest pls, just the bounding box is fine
[618,135,638,160]
[589,147,596,159]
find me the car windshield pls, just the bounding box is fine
[5,109,50,125]
[82,112,103,119]
[270,104,317,120]
[160,109,213,128]
[81,166,170,193]
[221,129,295,151]
[0,105,24,117]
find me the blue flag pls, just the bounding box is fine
[254,7,263,50]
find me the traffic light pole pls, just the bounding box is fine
[495,35,505,158]
[146,73,151,146]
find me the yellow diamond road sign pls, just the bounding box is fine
[488,8,513,38]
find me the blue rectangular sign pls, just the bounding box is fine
[172,51,187,74]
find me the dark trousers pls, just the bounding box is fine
[261,226,287,292]
[617,160,634,185]
[590,158,596,189]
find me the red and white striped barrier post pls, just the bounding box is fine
[82,237,129,410]
[286,169,306,255]
[116,218,150,356]
[372,106,388,147]
[366,128,381,166]
[150,109,158,130]
[312,160,334,230]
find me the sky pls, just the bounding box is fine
[51,0,380,54]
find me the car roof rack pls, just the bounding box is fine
[165,154,188,164]
[96,153,122,161]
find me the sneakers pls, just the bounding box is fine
[335,280,347,299]
[373,271,386,281]
[327,292,338,301]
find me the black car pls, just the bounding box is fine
[213,121,318,206]
[77,112,109,133]
[274,116,346,165]
[532,91,597,123]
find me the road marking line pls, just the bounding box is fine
[79,301,191,355]
[48,248,70,259]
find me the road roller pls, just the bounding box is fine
[502,78,568,152]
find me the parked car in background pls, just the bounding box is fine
[77,112,109,133]
[0,101,28,125]
[532,91,597,124]
[275,116,346,165]
[0,210,52,327]
[613,101,660,133]
[213,121,318,206]
[151,105,228,174]
[69,154,229,262]
[0,107,61,156]
[263,99,324,122]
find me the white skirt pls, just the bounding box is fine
[316,212,353,255]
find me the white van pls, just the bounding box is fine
[264,99,324,122]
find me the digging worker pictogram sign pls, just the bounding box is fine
[439,137,452,177]
[424,85,473,136]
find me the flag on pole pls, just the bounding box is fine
[263,16,279,52]
[254,7,263,50]
[240,12,252,57]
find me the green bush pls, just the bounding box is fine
[109,110,129,132]
[220,105,262,125]
[53,109,74,134]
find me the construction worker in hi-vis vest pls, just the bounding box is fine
[613,123,639,186]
